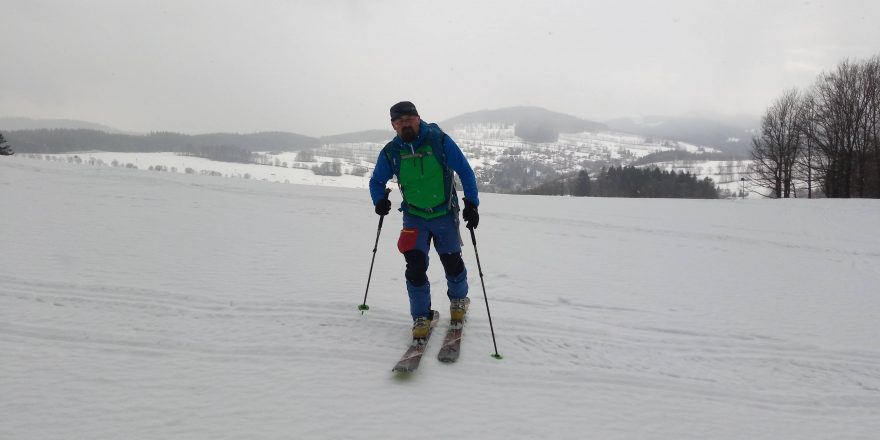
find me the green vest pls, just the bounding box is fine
[383,124,456,219]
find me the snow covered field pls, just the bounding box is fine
[645,160,756,196]
[2,156,879,439]
[31,151,371,188]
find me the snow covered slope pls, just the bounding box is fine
[2,157,879,439]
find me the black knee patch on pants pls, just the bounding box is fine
[439,252,465,277]
[404,250,428,286]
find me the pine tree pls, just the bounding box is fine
[0,133,14,156]
[572,170,591,196]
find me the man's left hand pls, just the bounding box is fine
[462,199,479,229]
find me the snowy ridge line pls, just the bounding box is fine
[0,289,344,321]
[1,284,236,315]
[0,319,387,362]
[503,331,880,413]
[459,295,880,411]
[0,321,304,359]
[0,312,418,373]
[0,275,386,320]
[507,325,880,371]
[492,295,645,313]
[492,212,880,257]
[0,275,412,360]
[498,366,880,416]
[502,305,880,362]
[0,290,405,337]
[473,294,876,367]
[477,310,880,413]
[500,301,880,360]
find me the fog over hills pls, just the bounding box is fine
[606,114,760,156]
[319,130,394,144]
[442,106,606,130]
[442,106,607,143]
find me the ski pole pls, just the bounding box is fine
[359,188,391,313]
[469,226,503,360]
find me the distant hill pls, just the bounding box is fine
[442,106,606,131]
[2,110,760,157]
[0,117,125,133]
[605,115,759,156]
[442,106,606,143]
[5,129,320,159]
[319,130,394,144]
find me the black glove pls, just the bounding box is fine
[375,198,391,216]
[462,199,479,229]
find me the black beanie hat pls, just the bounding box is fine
[390,101,419,121]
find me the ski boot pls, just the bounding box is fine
[450,297,470,322]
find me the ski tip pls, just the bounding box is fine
[392,367,416,376]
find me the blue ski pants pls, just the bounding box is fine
[398,212,468,320]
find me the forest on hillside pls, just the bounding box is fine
[522,166,718,199]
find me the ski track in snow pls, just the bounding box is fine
[2,157,880,439]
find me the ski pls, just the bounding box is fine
[392,310,440,373]
[437,320,464,363]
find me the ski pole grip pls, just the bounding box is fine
[378,188,392,228]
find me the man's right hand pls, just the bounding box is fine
[375,198,391,216]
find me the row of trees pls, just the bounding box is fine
[752,55,880,198]
[521,170,592,196]
[522,166,718,199]
[631,150,736,166]
[476,156,561,193]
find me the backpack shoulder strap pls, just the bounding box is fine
[381,141,401,175]
[424,123,460,212]
[424,123,449,167]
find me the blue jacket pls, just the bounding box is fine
[370,120,479,208]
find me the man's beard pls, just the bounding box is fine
[400,126,418,142]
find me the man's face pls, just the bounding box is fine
[392,115,420,142]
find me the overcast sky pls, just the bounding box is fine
[2,0,878,136]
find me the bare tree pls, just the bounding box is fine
[751,89,805,198]
[296,149,316,162]
[807,59,874,197]
[798,94,818,197]
[865,56,880,197]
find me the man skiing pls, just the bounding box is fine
[370,101,480,339]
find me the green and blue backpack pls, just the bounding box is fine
[382,123,459,219]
